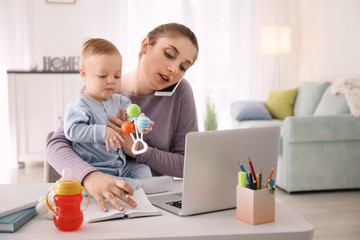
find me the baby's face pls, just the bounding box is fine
[81,53,122,102]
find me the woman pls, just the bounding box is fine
[47,23,199,212]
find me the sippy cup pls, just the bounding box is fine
[46,169,90,231]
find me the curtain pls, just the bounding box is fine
[0,0,33,169]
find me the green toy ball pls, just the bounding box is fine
[127,104,141,118]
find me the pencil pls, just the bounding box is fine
[256,173,260,190]
[265,165,275,188]
[259,169,262,189]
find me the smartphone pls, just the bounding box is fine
[154,80,182,96]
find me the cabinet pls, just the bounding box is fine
[8,72,83,167]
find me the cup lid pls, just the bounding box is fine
[53,169,82,195]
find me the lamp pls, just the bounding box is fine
[261,26,291,89]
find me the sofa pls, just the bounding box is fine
[230,81,360,192]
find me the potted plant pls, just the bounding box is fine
[204,94,218,131]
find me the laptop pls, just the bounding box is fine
[148,126,280,216]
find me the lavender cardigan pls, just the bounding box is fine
[46,79,198,181]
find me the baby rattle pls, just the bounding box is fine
[121,104,150,155]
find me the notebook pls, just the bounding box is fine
[0,197,38,218]
[148,126,280,216]
[84,188,161,223]
[0,207,37,233]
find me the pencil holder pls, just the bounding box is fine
[236,186,275,225]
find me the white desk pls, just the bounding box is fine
[0,182,313,240]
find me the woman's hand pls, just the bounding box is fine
[138,113,155,134]
[82,171,137,212]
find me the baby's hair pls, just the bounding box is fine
[81,38,120,67]
[139,23,199,61]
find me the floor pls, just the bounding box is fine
[1,161,360,240]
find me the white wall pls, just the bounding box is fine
[10,0,187,73]
[23,0,132,72]
[297,0,360,83]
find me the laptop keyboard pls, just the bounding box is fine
[166,200,182,209]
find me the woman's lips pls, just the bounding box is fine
[159,74,170,84]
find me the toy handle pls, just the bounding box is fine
[46,187,55,212]
[130,134,148,155]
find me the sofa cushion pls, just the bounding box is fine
[231,101,272,121]
[293,81,331,116]
[266,88,298,120]
[313,86,350,116]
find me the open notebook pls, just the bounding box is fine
[84,188,161,223]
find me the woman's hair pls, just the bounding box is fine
[81,38,120,67]
[139,23,199,61]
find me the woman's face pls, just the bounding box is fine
[140,36,198,92]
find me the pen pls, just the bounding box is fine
[252,179,257,190]
[265,165,275,188]
[249,171,253,183]
[259,169,262,189]
[237,160,250,184]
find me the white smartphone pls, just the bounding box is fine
[154,80,182,96]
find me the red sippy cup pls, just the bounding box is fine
[46,169,90,231]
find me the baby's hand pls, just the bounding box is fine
[105,127,124,152]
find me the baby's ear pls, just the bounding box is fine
[80,68,86,80]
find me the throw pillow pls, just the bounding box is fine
[266,88,298,120]
[231,101,272,121]
[313,86,350,115]
[293,81,331,116]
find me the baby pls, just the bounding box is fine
[63,38,172,194]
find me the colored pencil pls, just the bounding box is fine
[265,165,275,188]
[248,157,257,183]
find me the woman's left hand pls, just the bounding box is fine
[138,113,155,134]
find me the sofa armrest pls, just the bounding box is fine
[282,114,360,142]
